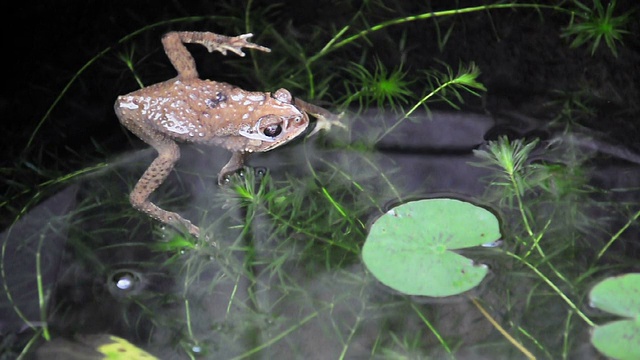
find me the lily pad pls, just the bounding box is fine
[362,198,500,297]
[589,273,640,360]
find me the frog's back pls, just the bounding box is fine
[116,78,248,143]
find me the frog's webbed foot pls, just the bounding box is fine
[294,98,346,136]
[133,196,201,238]
[202,33,271,57]
[308,111,346,136]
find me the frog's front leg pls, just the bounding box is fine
[218,152,247,185]
[294,98,346,136]
[162,31,271,80]
[128,137,201,237]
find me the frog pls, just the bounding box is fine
[114,31,342,238]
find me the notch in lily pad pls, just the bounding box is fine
[362,198,500,297]
[589,273,640,360]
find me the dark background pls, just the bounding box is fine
[3,0,640,182]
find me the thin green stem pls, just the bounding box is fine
[244,0,253,34]
[17,329,44,360]
[1,230,38,333]
[305,58,315,99]
[308,4,565,65]
[410,302,453,357]
[506,250,594,327]
[184,298,193,338]
[562,310,575,360]
[230,310,320,360]
[376,79,451,143]
[338,316,361,360]
[516,325,552,359]
[596,208,640,261]
[509,170,573,290]
[10,163,107,205]
[36,234,50,340]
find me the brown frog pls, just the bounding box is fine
[115,31,340,238]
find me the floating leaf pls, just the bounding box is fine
[36,334,157,359]
[97,335,158,359]
[363,198,500,297]
[589,273,640,360]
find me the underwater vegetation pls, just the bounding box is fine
[2,1,639,359]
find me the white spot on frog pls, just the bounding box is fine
[119,98,139,110]
[247,94,266,102]
[161,113,196,135]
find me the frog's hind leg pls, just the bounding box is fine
[124,124,201,237]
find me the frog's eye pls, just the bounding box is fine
[272,88,292,103]
[263,124,282,137]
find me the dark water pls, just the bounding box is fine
[2,1,639,358]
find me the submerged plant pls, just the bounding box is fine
[375,62,486,143]
[341,58,414,112]
[562,0,631,57]
[472,136,539,204]
[413,61,486,113]
[5,0,638,358]
[545,89,597,125]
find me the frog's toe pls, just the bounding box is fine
[218,168,246,185]
[188,224,201,238]
[218,173,231,185]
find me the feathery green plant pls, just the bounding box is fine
[3,1,637,358]
[341,58,414,112]
[562,0,631,57]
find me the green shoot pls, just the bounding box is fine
[341,58,413,113]
[562,0,631,57]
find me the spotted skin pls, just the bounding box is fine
[115,32,338,238]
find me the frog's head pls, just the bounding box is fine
[238,88,310,152]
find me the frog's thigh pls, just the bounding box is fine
[130,139,180,208]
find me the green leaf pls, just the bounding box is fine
[362,198,500,297]
[589,273,640,360]
[590,273,640,318]
[591,320,640,360]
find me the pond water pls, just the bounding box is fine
[2,1,639,359]
[3,109,639,359]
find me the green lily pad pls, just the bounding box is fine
[362,198,500,297]
[589,273,640,360]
